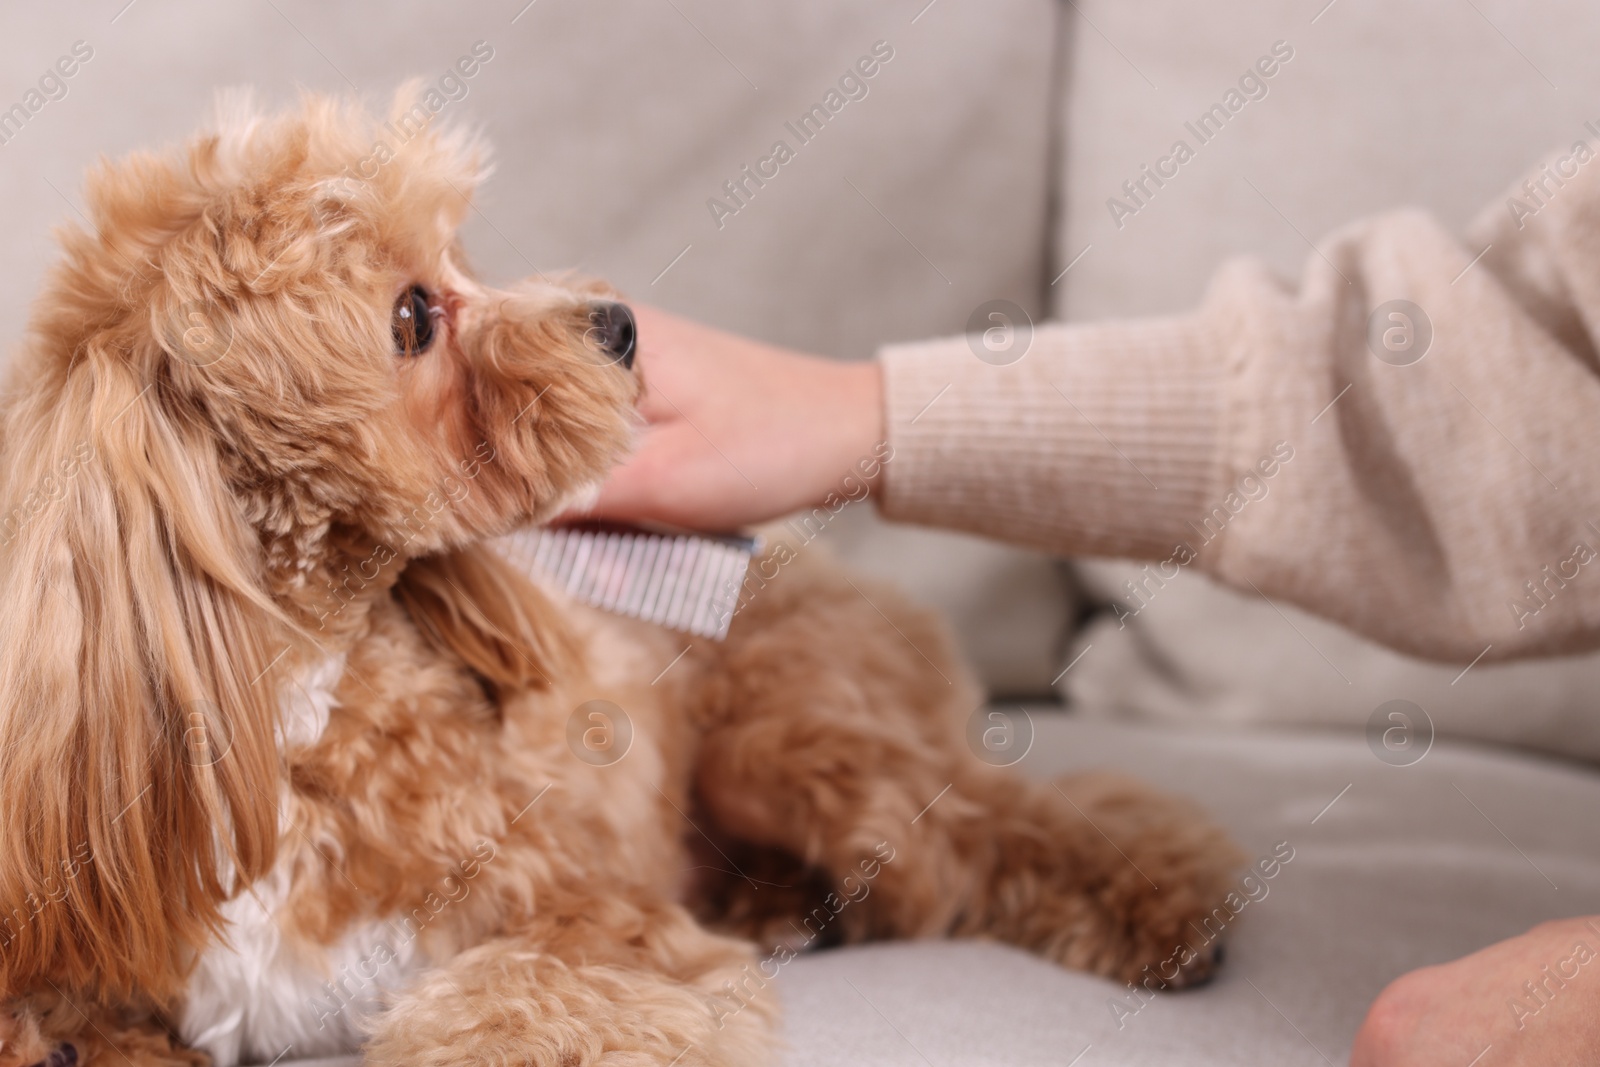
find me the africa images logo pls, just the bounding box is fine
[0,40,93,147]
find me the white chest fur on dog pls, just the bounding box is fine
[178,654,428,1067]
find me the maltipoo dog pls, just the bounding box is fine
[0,91,1241,1067]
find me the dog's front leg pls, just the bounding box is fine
[363,895,775,1067]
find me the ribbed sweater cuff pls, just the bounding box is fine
[876,316,1227,561]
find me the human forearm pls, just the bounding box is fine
[880,161,1600,663]
[878,314,1225,568]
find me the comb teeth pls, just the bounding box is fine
[496,523,756,640]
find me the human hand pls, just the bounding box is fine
[1350,916,1600,1065]
[581,305,886,532]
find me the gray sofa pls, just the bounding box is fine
[5,1,1600,1063]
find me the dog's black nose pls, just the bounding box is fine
[589,301,636,369]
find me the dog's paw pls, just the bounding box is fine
[1162,939,1226,990]
[1051,772,1247,989]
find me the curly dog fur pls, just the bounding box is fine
[0,89,1243,1067]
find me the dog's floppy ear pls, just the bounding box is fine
[394,547,577,698]
[0,340,290,1000]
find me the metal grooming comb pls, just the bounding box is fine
[496,522,758,640]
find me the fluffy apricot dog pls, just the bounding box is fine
[0,91,1242,1067]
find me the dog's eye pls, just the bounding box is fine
[393,285,435,356]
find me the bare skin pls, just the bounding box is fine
[585,307,1600,1067]
[1350,916,1600,1065]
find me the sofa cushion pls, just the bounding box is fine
[1053,0,1600,321]
[1064,560,1600,765]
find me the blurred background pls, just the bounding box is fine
[6,3,1600,1062]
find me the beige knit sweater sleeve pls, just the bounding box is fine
[878,151,1600,664]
